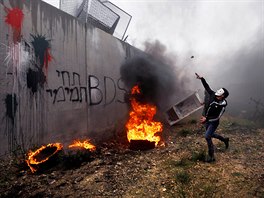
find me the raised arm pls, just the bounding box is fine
[195,73,214,95]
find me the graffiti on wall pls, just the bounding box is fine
[3,4,52,95]
[31,34,52,72]
[88,75,128,105]
[2,5,24,152]
[46,70,128,105]
[46,70,86,104]
[4,7,24,43]
[1,2,129,155]
[1,3,53,152]
[26,34,53,94]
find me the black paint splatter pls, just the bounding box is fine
[30,34,51,69]
[26,67,46,93]
[4,94,18,125]
[27,34,51,93]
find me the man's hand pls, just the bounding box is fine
[195,73,202,79]
[200,116,206,124]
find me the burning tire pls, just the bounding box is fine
[126,85,163,149]
[129,140,156,150]
[26,143,63,173]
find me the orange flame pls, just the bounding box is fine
[126,85,163,146]
[68,140,96,151]
[26,143,63,173]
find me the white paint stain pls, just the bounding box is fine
[3,42,31,76]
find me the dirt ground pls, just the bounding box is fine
[0,115,263,198]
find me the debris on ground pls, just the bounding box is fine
[0,115,263,198]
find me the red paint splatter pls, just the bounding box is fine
[5,7,24,42]
[44,48,53,72]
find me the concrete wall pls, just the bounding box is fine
[0,0,142,156]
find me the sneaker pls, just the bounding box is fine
[224,138,229,149]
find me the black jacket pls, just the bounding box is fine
[201,78,227,122]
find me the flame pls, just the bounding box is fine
[68,140,96,151]
[126,85,163,146]
[26,143,63,173]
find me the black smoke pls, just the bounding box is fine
[120,40,190,110]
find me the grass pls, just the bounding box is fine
[163,157,194,171]
[1,114,263,198]
[199,184,216,197]
[174,158,192,167]
[177,185,187,198]
[178,129,192,137]
[220,116,257,130]
[191,149,206,162]
[175,171,191,184]
[231,172,243,177]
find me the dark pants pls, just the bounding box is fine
[205,120,225,157]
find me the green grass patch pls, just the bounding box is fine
[177,185,187,198]
[175,171,191,184]
[199,184,216,197]
[231,148,242,155]
[220,116,257,130]
[163,157,194,171]
[173,158,193,168]
[191,149,206,162]
[178,129,192,137]
[231,172,243,177]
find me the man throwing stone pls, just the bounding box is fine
[195,73,230,162]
